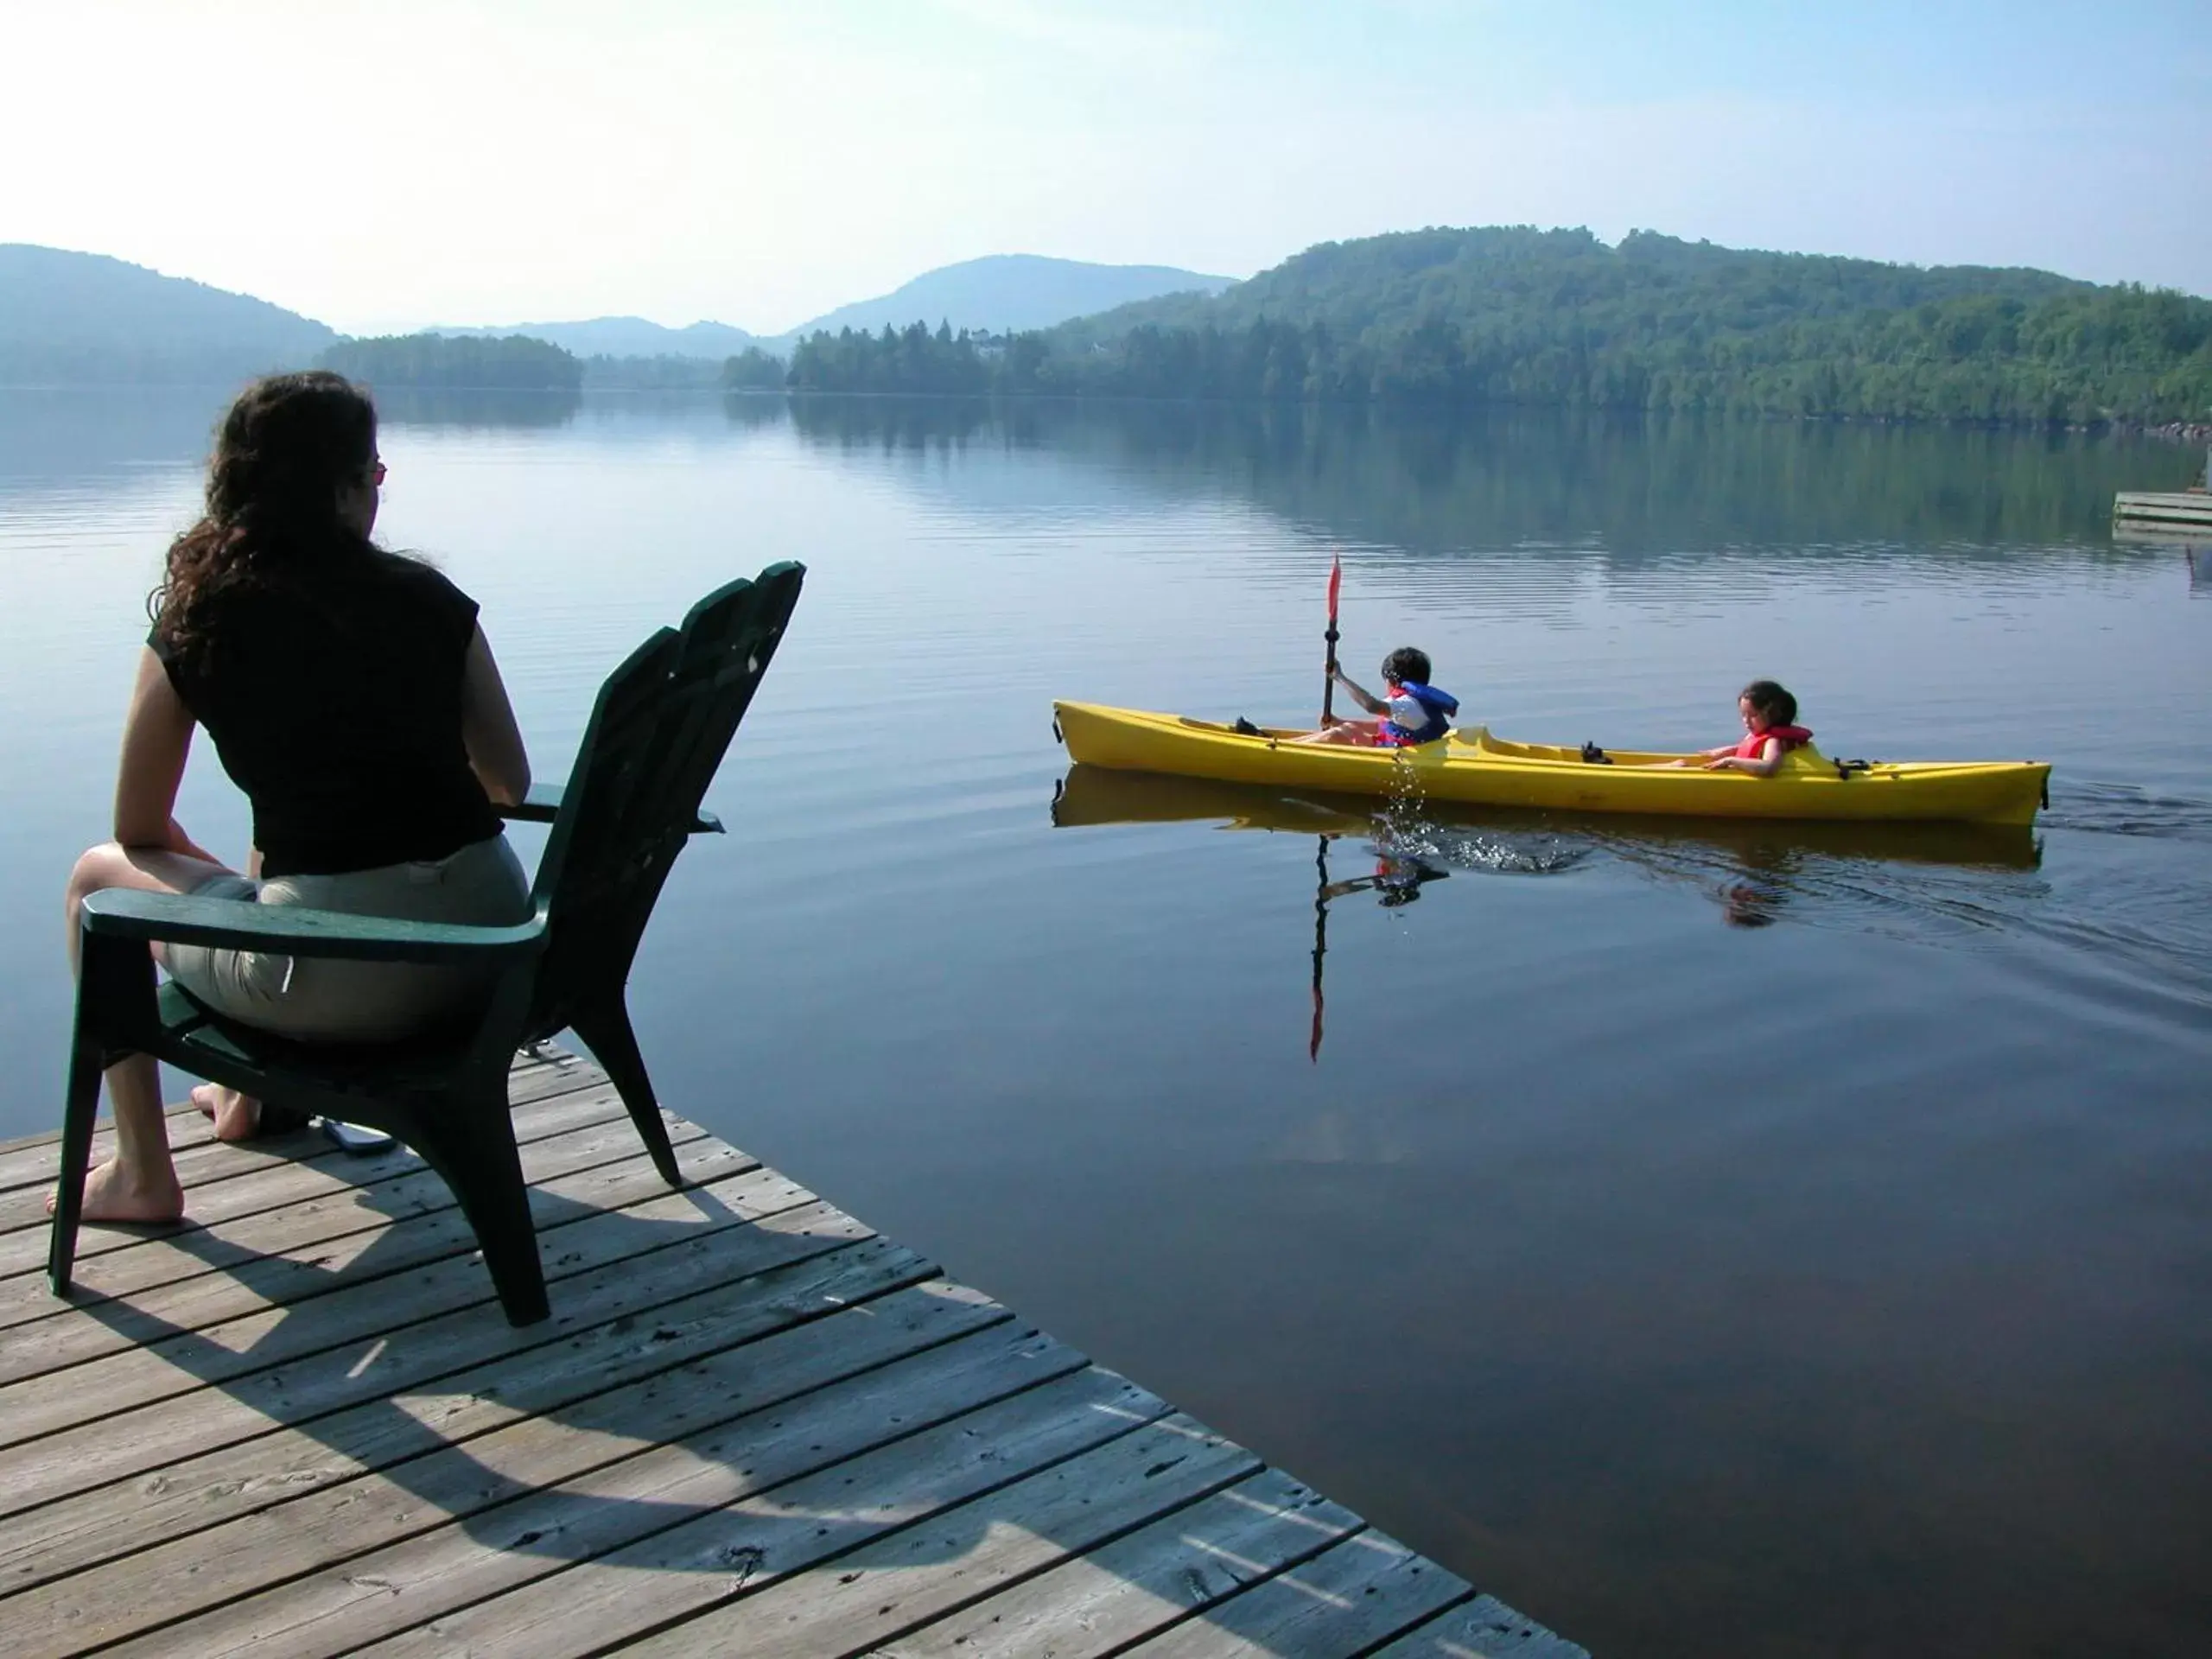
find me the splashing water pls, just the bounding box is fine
[1371,778,1592,877]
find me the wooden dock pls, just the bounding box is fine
[2113,488,2212,531]
[0,1048,1586,1658]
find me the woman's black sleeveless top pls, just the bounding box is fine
[151,545,501,878]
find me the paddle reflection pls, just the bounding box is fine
[1301,837,1451,1059]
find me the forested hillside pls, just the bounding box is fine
[785,322,994,393]
[319,334,582,390]
[0,244,334,385]
[785,227,2212,425]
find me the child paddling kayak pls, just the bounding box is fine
[1292,647,1460,747]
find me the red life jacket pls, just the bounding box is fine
[1736,724,1813,760]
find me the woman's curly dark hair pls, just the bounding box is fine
[151,372,379,654]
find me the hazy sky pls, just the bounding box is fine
[4,0,2207,334]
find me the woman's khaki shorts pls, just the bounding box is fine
[165,835,532,1044]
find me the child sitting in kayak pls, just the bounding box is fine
[1293,647,1459,747]
[1664,679,1813,776]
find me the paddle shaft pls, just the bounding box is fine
[1321,623,1339,722]
[1321,556,1343,723]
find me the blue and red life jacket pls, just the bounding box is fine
[1735,723,1813,760]
[1377,681,1459,747]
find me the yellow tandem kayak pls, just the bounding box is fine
[1052,701,2050,826]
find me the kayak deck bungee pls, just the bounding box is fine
[1051,701,2050,826]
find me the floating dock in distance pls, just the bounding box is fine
[2114,490,2212,531]
[0,1046,1588,1659]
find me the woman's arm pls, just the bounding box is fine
[113,648,210,855]
[460,625,531,807]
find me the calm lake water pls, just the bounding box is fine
[3,387,2208,1657]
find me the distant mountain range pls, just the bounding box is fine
[0,247,1238,381]
[765,254,1235,346]
[0,244,335,385]
[429,257,1236,359]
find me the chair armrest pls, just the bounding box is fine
[493,783,566,824]
[79,889,548,967]
[494,782,722,835]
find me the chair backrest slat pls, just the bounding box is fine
[524,563,805,1035]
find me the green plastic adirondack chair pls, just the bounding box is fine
[48,562,806,1326]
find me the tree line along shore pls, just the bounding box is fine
[316,227,2209,430]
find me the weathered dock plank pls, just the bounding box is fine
[145,1312,1077,1659]
[722,1418,1273,1659]
[0,1217,895,1598]
[2113,488,2212,528]
[0,1048,567,1195]
[0,1050,575,1202]
[0,1138,779,1465]
[10,1263,978,1656]
[0,1157,813,1521]
[1117,1529,1468,1658]
[0,1100,216,1195]
[1370,1594,1592,1658]
[0,1050,1581,1657]
[0,1093,678,1342]
[391,1367,1171,1659]
[0,1103,709,1364]
[878,1466,1364,1659]
[0,1056,598,1274]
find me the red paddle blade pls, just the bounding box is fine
[1325,554,1342,619]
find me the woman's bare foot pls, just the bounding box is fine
[191,1082,262,1141]
[46,1155,184,1225]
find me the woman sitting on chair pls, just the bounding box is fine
[54,371,534,1224]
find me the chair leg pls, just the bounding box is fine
[416,1093,550,1327]
[46,1004,107,1300]
[49,931,153,1300]
[569,999,682,1188]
